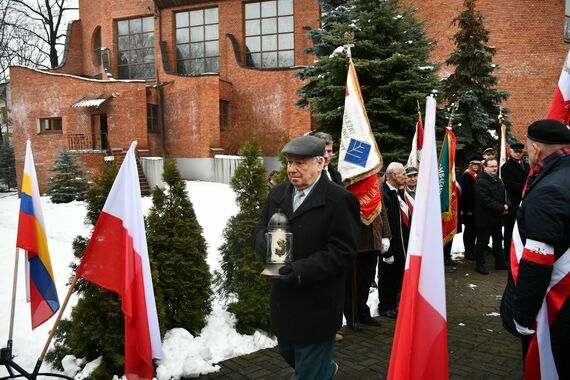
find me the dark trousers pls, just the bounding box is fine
[377,253,405,312]
[278,337,336,380]
[475,226,503,266]
[344,251,378,321]
[503,210,518,263]
[462,216,476,259]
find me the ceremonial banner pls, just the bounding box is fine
[406,111,424,169]
[338,57,383,224]
[439,128,459,246]
[388,96,448,380]
[16,140,60,329]
[77,142,163,379]
[498,117,507,178]
[547,49,570,125]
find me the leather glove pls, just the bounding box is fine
[382,255,394,265]
[278,264,300,286]
[514,319,535,336]
[381,238,390,254]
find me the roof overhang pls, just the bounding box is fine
[72,95,111,108]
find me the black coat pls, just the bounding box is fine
[252,175,360,343]
[501,153,570,366]
[473,171,508,228]
[500,157,530,212]
[325,165,342,185]
[458,170,477,217]
[380,182,409,262]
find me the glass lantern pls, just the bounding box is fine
[261,209,293,278]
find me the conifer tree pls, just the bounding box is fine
[215,137,270,334]
[46,148,89,203]
[442,0,509,164]
[46,163,125,379]
[146,158,212,335]
[297,0,439,163]
[0,139,16,191]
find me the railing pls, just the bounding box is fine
[67,133,109,151]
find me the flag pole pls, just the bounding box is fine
[6,247,20,355]
[32,275,78,378]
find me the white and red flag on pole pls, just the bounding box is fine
[406,110,424,170]
[498,111,507,179]
[338,56,383,225]
[76,142,163,379]
[388,96,448,380]
[547,49,570,125]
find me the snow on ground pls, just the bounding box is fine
[0,181,275,379]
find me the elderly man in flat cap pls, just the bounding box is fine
[501,119,570,379]
[500,142,530,265]
[252,135,360,379]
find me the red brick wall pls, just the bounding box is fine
[407,0,567,142]
[52,20,84,75]
[10,66,149,192]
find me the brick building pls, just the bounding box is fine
[409,0,568,140]
[11,0,319,192]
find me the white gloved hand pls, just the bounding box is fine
[382,255,394,264]
[514,319,535,336]
[381,238,390,254]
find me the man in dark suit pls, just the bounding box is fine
[458,156,482,260]
[313,131,342,185]
[378,162,409,319]
[500,143,530,264]
[252,135,360,379]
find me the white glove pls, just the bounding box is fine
[514,319,535,336]
[381,238,390,254]
[382,255,394,264]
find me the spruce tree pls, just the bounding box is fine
[146,158,212,335]
[297,0,439,163]
[46,149,90,203]
[0,140,16,191]
[215,137,270,334]
[442,0,510,164]
[46,163,125,379]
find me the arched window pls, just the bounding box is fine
[92,26,102,66]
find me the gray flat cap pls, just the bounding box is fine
[281,135,325,157]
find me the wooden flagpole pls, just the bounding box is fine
[6,247,20,355]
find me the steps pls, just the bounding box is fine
[111,149,151,196]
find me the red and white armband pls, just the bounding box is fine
[521,239,555,266]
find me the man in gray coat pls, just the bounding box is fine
[252,135,360,379]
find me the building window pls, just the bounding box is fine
[39,117,63,133]
[245,0,294,68]
[117,16,155,79]
[147,104,159,132]
[175,8,219,75]
[220,100,229,131]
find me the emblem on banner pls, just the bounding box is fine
[345,138,371,167]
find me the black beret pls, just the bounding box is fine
[482,147,495,154]
[281,135,325,157]
[510,143,524,150]
[527,119,570,144]
[405,166,418,175]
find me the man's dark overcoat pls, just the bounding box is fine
[501,157,530,211]
[501,153,570,376]
[380,182,408,260]
[473,171,508,228]
[252,175,360,343]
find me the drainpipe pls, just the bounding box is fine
[564,0,570,42]
[154,2,167,158]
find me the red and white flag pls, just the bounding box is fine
[338,57,383,225]
[388,96,448,380]
[498,114,507,178]
[547,49,570,125]
[76,142,163,379]
[406,111,424,170]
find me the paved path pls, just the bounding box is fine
[199,259,523,379]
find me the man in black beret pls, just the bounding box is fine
[252,135,360,379]
[501,119,570,379]
[500,142,530,265]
